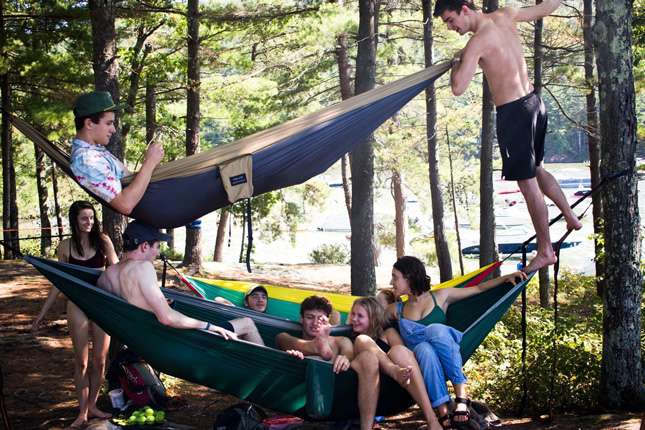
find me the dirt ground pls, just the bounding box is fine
[1,258,642,430]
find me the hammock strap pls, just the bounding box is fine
[246,198,253,274]
[0,239,23,259]
[516,168,631,418]
[0,363,9,430]
[548,227,572,420]
[160,255,205,298]
[162,258,168,289]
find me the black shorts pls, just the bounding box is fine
[496,91,547,181]
[215,321,234,332]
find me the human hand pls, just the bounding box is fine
[286,350,305,360]
[212,326,238,341]
[144,140,164,167]
[31,317,43,332]
[333,355,350,374]
[508,271,528,285]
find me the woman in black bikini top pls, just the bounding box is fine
[31,201,117,428]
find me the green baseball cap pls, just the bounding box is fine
[74,91,129,118]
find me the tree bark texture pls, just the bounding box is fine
[422,0,452,282]
[538,267,551,309]
[336,34,353,222]
[182,0,203,273]
[534,2,551,303]
[593,0,645,410]
[51,163,64,241]
[350,0,379,296]
[34,144,52,256]
[213,207,229,262]
[146,80,158,146]
[2,72,19,259]
[392,169,407,258]
[479,0,499,276]
[89,0,125,254]
[583,0,605,294]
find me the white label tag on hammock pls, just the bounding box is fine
[220,154,254,203]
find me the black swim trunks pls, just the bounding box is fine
[215,321,234,332]
[496,90,547,181]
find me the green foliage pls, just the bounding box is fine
[308,243,350,264]
[466,271,604,415]
[159,243,183,261]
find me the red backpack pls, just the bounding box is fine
[118,359,167,409]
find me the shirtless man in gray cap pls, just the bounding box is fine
[97,220,263,344]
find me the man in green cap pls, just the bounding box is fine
[70,91,165,214]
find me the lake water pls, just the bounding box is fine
[168,162,642,284]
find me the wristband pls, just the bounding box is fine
[205,322,210,331]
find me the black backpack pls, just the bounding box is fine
[212,402,267,430]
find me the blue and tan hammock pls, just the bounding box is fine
[25,255,531,421]
[181,263,503,324]
[6,62,450,229]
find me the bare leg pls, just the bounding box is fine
[353,337,441,430]
[353,336,412,386]
[388,346,442,430]
[517,177,557,273]
[452,384,468,424]
[88,323,112,419]
[535,166,582,231]
[274,328,332,360]
[313,320,333,360]
[350,351,379,430]
[230,317,265,346]
[67,302,91,428]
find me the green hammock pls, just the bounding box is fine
[24,255,531,420]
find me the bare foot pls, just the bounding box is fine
[313,319,333,361]
[522,251,557,274]
[88,407,112,419]
[566,216,583,232]
[70,415,86,428]
[453,400,469,424]
[391,364,413,387]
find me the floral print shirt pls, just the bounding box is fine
[70,138,124,202]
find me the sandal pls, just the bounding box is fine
[450,397,472,429]
[437,412,454,430]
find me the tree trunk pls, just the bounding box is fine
[583,0,605,295]
[2,70,19,259]
[350,0,379,296]
[145,79,157,145]
[182,0,203,273]
[89,0,125,254]
[1,0,18,260]
[89,0,126,361]
[479,0,499,277]
[534,1,551,302]
[593,0,645,410]
[446,131,464,276]
[538,267,551,309]
[51,162,64,242]
[336,34,353,221]
[213,207,229,262]
[34,144,52,256]
[392,169,407,258]
[422,0,452,282]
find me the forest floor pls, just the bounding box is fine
[1,258,642,430]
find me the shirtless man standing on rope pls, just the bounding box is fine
[434,0,582,273]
